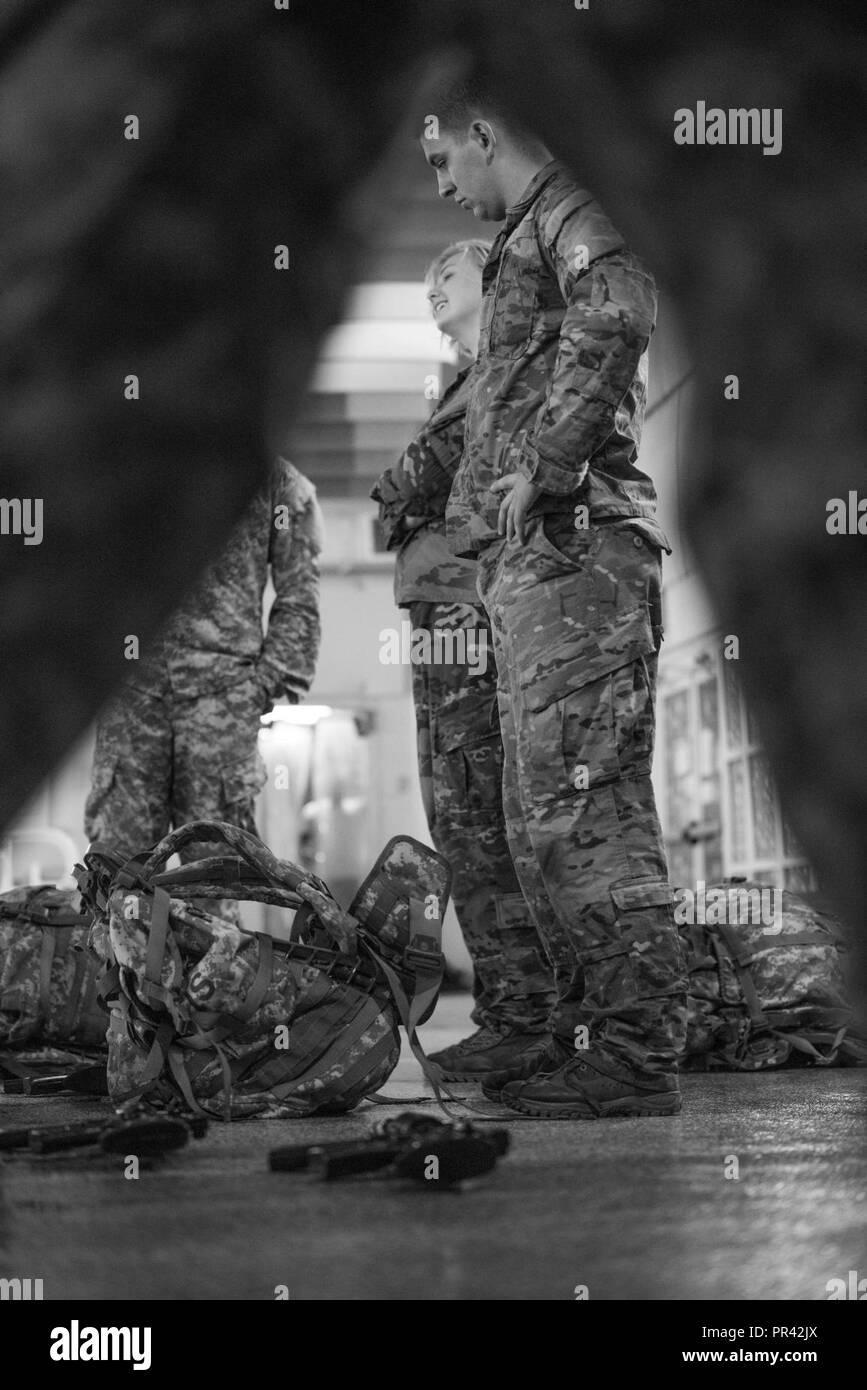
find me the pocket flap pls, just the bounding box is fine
[616,517,673,555]
[221,755,266,804]
[434,694,499,752]
[611,880,675,912]
[521,602,656,713]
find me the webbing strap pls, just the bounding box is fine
[38,929,55,1022]
[288,901,316,944]
[714,926,767,1028]
[166,1044,208,1117]
[772,1025,849,1065]
[145,888,171,986]
[753,930,834,951]
[137,977,187,1032]
[238,932,273,1022]
[73,961,102,1041]
[362,883,401,937]
[138,1020,175,1090]
[97,961,121,1010]
[58,946,87,1037]
[151,931,276,1114]
[359,936,483,1116]
[0,903,89,928]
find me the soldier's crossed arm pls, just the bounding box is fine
[371,416,462,545]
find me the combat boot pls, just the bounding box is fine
[481,1035,573,1101]
[427,1027,550,1082]
[499,1046,681,1118]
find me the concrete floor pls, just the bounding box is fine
[1,993,865,1301]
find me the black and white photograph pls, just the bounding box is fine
[0,0,865,1347]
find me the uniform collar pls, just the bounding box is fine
[503,159,565,227]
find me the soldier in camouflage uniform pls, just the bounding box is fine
[421,82,688,1116]
[85,460,323,921]
[371,241,555,1078]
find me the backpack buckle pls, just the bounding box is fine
[404,942,443,975]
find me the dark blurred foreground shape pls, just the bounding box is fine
[1,0,865,999]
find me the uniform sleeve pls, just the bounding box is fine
[256,461,324,703]
[522,211,658,496]
[370,376,469,546]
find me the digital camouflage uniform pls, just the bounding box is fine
[79,823,453,1117]
[448,163,688,1102]
[372,370,554,1036]
[85,459,323,919]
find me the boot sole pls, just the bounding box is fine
[502,1091,682,1119]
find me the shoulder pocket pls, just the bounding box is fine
[487,237,541,358]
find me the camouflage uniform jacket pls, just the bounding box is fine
[371,368,480,606]
[446,161,662,558]
[139,459,323,702]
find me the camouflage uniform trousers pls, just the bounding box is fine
[85,664,268,924]
[476,516,688,1073]
[408,600,555,1034]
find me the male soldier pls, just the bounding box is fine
[85,459,323,917]
[372,240,554,1078]
[420,81,688,1117]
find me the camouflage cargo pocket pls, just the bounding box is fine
[433,695,503,822]
[220,750,267,817]
[519,602,657,798]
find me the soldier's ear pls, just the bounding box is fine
[469,120,496,155]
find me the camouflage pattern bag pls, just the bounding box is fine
[75,821,451,1118]
[0,885,107,1054]
[680,881,867,1069]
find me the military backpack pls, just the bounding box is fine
[680,880,866,1069]
[74,821,451,1118]
[0,885,106,1061]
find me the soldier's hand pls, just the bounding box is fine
[491,474,544,544]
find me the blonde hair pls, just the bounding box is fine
[424,239,491,287]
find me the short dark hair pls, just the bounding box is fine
[425,76,543,154]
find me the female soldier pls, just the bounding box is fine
[371,240,554,1081]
